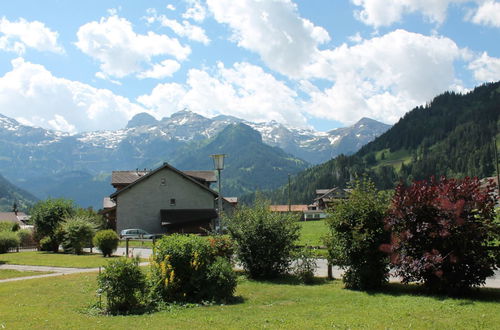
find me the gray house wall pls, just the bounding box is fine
[116,167,216,234]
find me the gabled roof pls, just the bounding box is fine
[0,212,28,223]
[314,187,349,201]
[184,170,217,183]
[112,171,150,185]
[110,162,219,199]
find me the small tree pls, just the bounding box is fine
[386,177,499,294]
[93,230,120,257]
[32,198,75,252]
[225,198,300,279]
[61,216,95,254]
[326,179,390,290]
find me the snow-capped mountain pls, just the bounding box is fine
[0,110,390,208]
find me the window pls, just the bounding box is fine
[161,178,166,185]
[170,198,176,206]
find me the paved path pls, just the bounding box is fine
[2,247,500,289]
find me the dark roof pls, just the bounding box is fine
[184,170,217,182]
[110,162,219,199]
[314,187,349,201]
[111,171,150,185]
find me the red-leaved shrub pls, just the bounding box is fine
[385,177,499,294]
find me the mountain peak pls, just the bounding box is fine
[126,112,158,128]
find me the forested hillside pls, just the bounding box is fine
[255,81,500,205]
[0,173,38,211]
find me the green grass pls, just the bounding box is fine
[297,220,328,247]
[0,272,499,329]
[0,251,126,268]
[0,269,52,280]
[118,240,154,248]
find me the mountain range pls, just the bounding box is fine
[263,81,500,205]
[0,110,389,209]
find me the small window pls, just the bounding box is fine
[170,198,176,206]
[161,178,166,185]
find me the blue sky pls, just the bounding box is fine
[0,0,499,133]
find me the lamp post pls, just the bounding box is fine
[211,154,226,233]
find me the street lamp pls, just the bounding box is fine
[211,154,226,233]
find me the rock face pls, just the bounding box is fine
[0,111,390,208]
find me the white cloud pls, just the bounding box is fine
[0,17,64,54]
[167,4,176,11]
[0,58,144,133]
[351,0,470,28]
[468,52,500,82]
[304,30,466,124]
[148,12,210,44]
[75,15,190,79]
[183,0,207,22]
[138,62,307,127]
[207,0,330,79]
[469,1,500,27]
[137,59,181,79]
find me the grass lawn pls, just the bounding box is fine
[0,272,499,329]
[297,220,328,247]
[0,251,127,268]
[0,269,52,280]
[118,239,154,248]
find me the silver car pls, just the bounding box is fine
[119,228,156,239]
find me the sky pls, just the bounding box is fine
[0,0,499,133]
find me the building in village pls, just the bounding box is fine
[102,162,235,235]
[270,187,350,221]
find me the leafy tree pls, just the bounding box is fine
[224,197,300,279]
[385,177,499,294]
[326,179,390,290]
[61,216,95,254]
[31,198,75,252]
[75,207,108,230]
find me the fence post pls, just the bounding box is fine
[126,238,129,258]
[327,262,333,280]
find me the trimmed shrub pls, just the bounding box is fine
[385,177,499,294]
[292,248,317,284]
[326,179,390,290]
[61,217,95,254]
[148,234,236,304]
[93,230,120,257]
[97,257,145,314]
[225,198,300,279]
[0,231,20,253]
[17,229,35,248]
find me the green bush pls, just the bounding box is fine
[0,231,20,253]
[0,222,18,232]
[17,229,35,247]
[39,236,57,252]
[148,234,236,304]
[326,179,390,290]
[61,217,95,254]
[292,248,317,284]
[93,230,119,257]
[225,198,300,279]
[207,235,234,260]
[97,257,145,314]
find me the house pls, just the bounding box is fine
[269,205,308,220]
[106,162,233,235]
[0,211,30,226]
[313,187,350,210]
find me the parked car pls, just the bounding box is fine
[119,229,158,239]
